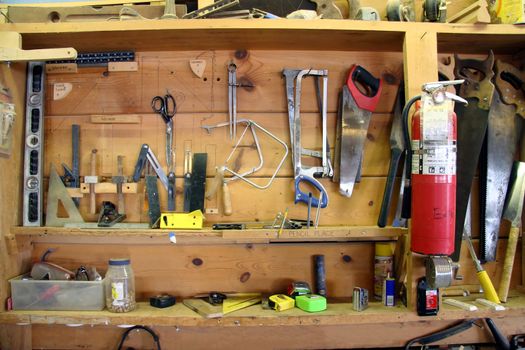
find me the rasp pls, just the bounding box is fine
[339,65,382,197]
[479,60,524,262]
[451,51,495,262]
[498,161,525,302]
[378,82,405,227]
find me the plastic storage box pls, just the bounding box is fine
[9,275,105,311]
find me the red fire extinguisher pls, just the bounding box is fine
[407,81,467,256]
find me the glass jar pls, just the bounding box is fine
[105,258,136,313]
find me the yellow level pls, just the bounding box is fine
[160,210,204,229]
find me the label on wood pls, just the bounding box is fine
[190,59,206,78]
[46,63,78,74]
[53,83,73,100]
[108,61,139,72]
[90,114,141,124]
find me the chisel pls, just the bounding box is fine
[498,161,525,302]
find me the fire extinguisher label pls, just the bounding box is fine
[412,100,456,176]
[411,141,456,175]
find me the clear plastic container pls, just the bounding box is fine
[10,275,104,311]
[105,258,136,313]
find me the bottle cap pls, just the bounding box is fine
[109,258,130,266]
[375,242,394,257]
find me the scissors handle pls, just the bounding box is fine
[151,94,176,123]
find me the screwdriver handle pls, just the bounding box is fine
[477,270,500,304]
[222,182,232,216]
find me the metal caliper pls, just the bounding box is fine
[283,69,333,209]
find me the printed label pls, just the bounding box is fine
[425,290,438,309]
[111,282,125,302]
[421,141,456,175]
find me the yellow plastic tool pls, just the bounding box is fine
[160,210,204,229]
[465,233,500,303]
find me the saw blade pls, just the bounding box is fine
[339,85,372,197]
[452,99,490,262]
[480,92,522,262]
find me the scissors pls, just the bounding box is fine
[151,93,176,172]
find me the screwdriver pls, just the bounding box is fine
[463,197,500,303]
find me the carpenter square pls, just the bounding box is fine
[451,51,495,262]
[183,149,193,212]
[190,153,207,212]
[112,155,126,214]
[60,124,80,206]
[339,65,382,198]
[499,161,525,302]
[46,164,84,226]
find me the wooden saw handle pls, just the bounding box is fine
[498,226,520,302]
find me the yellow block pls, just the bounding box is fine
[160,210,204,229]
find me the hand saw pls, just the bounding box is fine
[479,60,524,263]
[451,51,495,262]
[339,65,382,198]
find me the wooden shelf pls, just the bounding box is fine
[9,226,405,245]
[2,294,525,327]
[1,20,524,53]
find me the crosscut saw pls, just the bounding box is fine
[283,68,333,208]
[451,51,495,262]
[338,65,382,198]
[478,60,524,263]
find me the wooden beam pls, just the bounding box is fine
[2,296,525,327]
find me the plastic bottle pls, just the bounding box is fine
[105,258,136,313]
[374,242,394,300]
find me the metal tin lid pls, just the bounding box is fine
[108,258,130,266]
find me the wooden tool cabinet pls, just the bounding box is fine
[0,19,525,349]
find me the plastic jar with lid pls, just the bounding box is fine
[105,258,136,313]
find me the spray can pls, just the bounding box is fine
[374,242,394,300]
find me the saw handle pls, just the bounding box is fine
[294,175,328,208]
[378,147,403,227]
[477,270,500,304]
[346,65,382,112]
[498,226,520,302]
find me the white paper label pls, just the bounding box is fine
[111,282,125,302]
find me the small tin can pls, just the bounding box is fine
[353,287,369,312]
[382,275,395,307]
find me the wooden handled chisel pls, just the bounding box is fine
[498,161,525,302]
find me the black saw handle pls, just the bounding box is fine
[378,147,403,227]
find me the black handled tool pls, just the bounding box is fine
[314,255,327,297]
[378,83,405,227]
